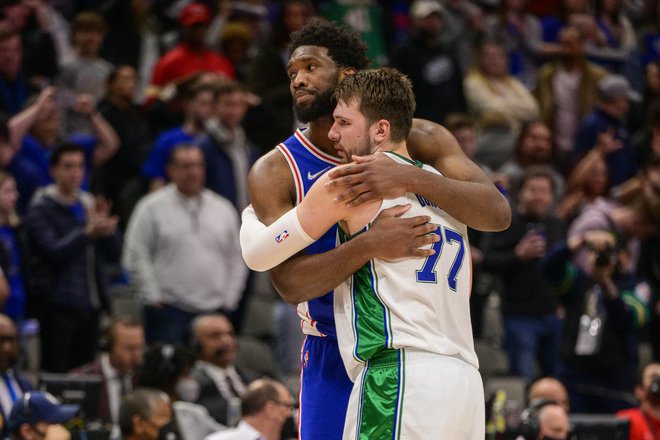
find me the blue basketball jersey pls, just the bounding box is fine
[276,128,341,338]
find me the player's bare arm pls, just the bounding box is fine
[247,151,438,304]
[326,119,512,232]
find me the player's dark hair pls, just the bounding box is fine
[289,18,368,70]
[334,68,415,142]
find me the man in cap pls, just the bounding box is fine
[390,0,466,123]
[574,73,641,186]
[146,2,234,103]
[7,391,79,440]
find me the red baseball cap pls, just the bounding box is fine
[179,2,212,27]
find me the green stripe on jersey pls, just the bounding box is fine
[339,227,392,361]
[357,350,405,439]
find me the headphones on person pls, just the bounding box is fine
[518,399,559,440]
[98,315,140,352]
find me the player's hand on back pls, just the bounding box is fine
[365,204,439,261]
[325,153,412,206]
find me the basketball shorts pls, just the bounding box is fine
[299,335,353,440]
[343,349,485,440]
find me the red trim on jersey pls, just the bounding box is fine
[276,143,304,205]
[297,335,307,440]
[294,129,342,165]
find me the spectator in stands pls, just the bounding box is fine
[57,12,112,135]
[25,142,121,372]
[0,0,58,88]
[613,157,660,361]
[483,0,557,89]
[528,377,570,412]
[0,30,38,116]
[639,62,660,133]
[71,316,145,426]
[0,314,33,439]
[190,314,257,426]
[119,388,173,440]
[7,391,78,440]
[217,22,253,83]
[204,378,294,440]
[142,82,217,191]
[498,120,565,200]
[632,101,660,167]
[482,167,566,383]
[543,230,651,413]
[535,26,607,174]
[574,74,641,187]
[57,12,111,104]
[245,0,313,152]
[556,140,612,222]
[617,362,660,440]
[7,86,119,213]
[201,79,259,211]
[541,0,591,44]
[124,145,247,344]
[0,171,26,322]
[94,65,152,226]
[567,160,660,277]
[439,0,483,74]
[146,2,234,104]
[587,0,638,74]
[390,0,466,124]
[464,41,539,132]
[99,0,161,104]
[535,401,570,440]
[474,111,518,173]
[139,343,222,440]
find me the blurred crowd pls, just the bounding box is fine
[0,0,657,438]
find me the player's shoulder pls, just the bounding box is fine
[408,118,461,165]
[249,148,290,180]
[247,148,296,205]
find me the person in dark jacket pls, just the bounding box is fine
[542,229,651,413]
[25,142,121,372]
[482,166,566,383]
[389,0,466,124]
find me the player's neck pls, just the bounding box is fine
[306,116,338,156]
[373,141,410,160]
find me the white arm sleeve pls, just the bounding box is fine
[240,204,315,272]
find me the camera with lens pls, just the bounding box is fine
[594,247,616,267]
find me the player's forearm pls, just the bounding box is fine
[270,234,375,304]
[407,167,511,231]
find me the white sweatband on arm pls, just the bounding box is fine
[240,204,315,272]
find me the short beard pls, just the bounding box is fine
[293,87,336,123]
[341,135,372,164]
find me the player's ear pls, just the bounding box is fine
[339,67,356,80]
[374,119,390,143]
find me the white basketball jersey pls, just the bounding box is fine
[334,153,479,381]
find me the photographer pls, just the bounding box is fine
[617,362,660,439]
[542,230,651,413]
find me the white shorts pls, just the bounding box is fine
[343,349,485,440]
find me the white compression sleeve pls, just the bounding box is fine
[240,204,315,272]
